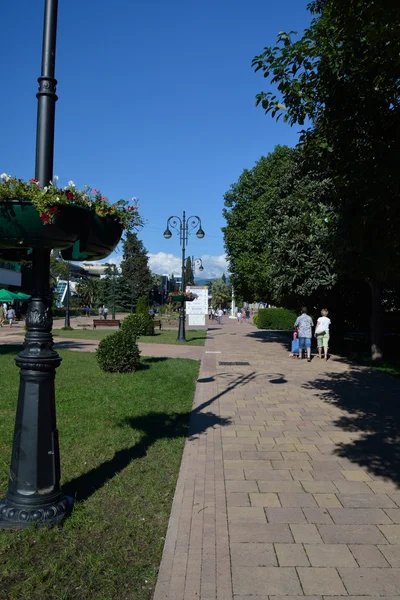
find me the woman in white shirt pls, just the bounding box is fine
[315,308,331,361]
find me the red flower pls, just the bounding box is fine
[101,196,107,202]
[64,190,74,200]
[30,178,39,183]
[48,207,58,214]
[40,213,50,223]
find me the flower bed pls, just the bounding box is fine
[168,291,198,303]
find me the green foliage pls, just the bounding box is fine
[120,232,152,311]
[252,312,259,326]
[256,308,297,330]
[96,330,141,373]
[76,277,100,307]
[223,145,336,307]
[136,295,148,315]
[185,257,194,286]
[211,278,231,308]
[61,326,74,331]
[121,313,154,337]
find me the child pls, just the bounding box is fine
[289,330,299,357]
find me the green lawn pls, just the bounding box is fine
[0,346,199,600]
[51,328,207,346]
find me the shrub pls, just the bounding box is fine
[61,325,74,331]
[256,308,297,330]
[253,312,259,326]
[136,296,148,315]
[121,313,154,337]
[96,330,141,373]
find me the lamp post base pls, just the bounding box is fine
[0,495,72,530]
[176,304,187,342]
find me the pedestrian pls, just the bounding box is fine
[208,307,212,320]
[211,308,216,320]
[3,302,7,316]
[0,304,4,327]
[289,330,299,358]
[315,308,331,361]
[217,307,223,324]
[237,309,242,324]
[98,305,103,319]
[104,306,109,319]
[85,304,90,318]
[294,306,314,362]
[7,305,15,327]
[149,307,155,318]
[245,308,250,321]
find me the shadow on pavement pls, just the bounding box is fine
[303,365,400,486]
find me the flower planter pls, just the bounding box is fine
[169,294,196,303]
[61,213,123,261]
[0,200,86,250]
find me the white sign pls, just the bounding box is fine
[185,286,208,315]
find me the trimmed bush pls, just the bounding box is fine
[121,313,154,337]
[256,308,297,330]
[96,330,141,373]
[135,296,148,315]
[253,312,259,326]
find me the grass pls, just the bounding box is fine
[0,346,199,600]
[51,328,207,346]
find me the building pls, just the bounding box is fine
[0,261,21,289]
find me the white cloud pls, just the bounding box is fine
[148,252,228,279]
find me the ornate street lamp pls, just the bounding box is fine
[0,0,70,528]
[163,211,205,342]
[191,256,204,276]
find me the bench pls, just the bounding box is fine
[93,319,121,329]
[153,319,162,330]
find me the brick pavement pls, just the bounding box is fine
[154,318,400,599]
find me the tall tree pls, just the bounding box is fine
[252,0,400,358]
[185,257,194,286]
[223,145,336,307]
[120,232,152,312]
[211,278,231,309]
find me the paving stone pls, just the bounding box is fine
[245,469,293,481]
[226,480,258,493]
[388,493,400,507]
[378,545,400,567]
[301,481,339,494]
[275,543,310,566]
[278,493,318,508]
[232,566,302,596]
[272,461,312,470]
[266,508,307,524]
[328,507,392,524]
[257,481,304,493]
[338,494,396,508]
[229,522,293,543]
[318,524,388,544]
[313,494,342,508]
[297,567,347,595]
[334,480,372,494]
[368,481,400,494]
[349,544,390,567]
[304,543,358,567]
[338,567,400,595]
[386,509,400,523]
[230,543,277,567]
[290,524,323,543]
[227,493,250,507]
[341,470,373,482]
[290,469,315,481]
[379,525,400,544]
[228,507,267,523]
[303,507,334,524]
[249,493,281,507]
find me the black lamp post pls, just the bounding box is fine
[191,256,204,278]
[112,264,116,320]
[163,211,205,342]
[0,0,71,528]
[64,261,70,328]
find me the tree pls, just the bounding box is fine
[223,145,336,308]
[211,278,231,309]
[221,273,227,284]
[185,257,194,286]
[120,232,152,312]
[252,0,400,358]
[76,278,100,308]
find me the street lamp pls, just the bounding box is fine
[0,0,71,528]
[163,211,205,342]
[64,260,70,328]
[191,256,204,276]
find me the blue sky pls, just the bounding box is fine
[1,0,311,278]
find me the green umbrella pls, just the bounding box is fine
[15,292,31,301]
[0,289,19,303]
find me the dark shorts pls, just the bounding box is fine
[299,337,311,350]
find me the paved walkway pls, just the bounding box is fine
[154,318,400,599]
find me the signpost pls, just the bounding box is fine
[186,286,208,326]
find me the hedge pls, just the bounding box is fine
[255,308,297,330]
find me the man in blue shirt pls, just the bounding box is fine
[294,307,314,362]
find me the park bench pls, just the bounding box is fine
[153,319,162,330]
[93,319,121,329]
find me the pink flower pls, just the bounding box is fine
[101,196,107,201]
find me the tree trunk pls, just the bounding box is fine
[369,278,383,361]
